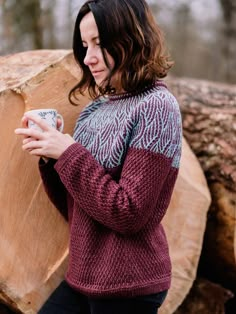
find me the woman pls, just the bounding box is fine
[15,0,182,313]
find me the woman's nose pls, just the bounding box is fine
[84,47,97,66]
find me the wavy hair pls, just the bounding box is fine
[69,0,173,104]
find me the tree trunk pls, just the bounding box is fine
[219,0,236,83]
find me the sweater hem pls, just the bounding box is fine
[65,275,171,298]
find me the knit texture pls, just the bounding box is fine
[39,81,182,298]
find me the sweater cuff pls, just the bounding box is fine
[54,142,85,173]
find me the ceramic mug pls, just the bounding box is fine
[26,109,64,132]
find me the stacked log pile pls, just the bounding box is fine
[0,50,234,313]
[167,77,236,313]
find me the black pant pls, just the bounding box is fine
[38,281,167,314]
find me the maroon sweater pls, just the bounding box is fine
[39,81,182,298]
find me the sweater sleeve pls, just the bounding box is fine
[39,158,68,220]
[54,94,182,234]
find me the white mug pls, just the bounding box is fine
[26,109,64,132]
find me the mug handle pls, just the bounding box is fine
[57,113,64,132]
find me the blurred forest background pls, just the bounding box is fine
[0,0,236,84]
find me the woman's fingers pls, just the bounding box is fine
[22,139,43,151]
[15,127,44,139]
[15,122,74,159]
[21,116,28,128]
[57,118,62,131]
[22,137,41,148]
[22,137,35,145]
[28,149,43,157]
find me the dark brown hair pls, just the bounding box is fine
[69,0,173,105]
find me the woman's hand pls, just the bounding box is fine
[15,113,75,160]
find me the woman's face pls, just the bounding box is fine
[80,12,119,91]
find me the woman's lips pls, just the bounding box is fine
[92,70,103,77]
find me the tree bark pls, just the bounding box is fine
[167,76,236,311]
[167,77,236,192]
[174,277,233,314]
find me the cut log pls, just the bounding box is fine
[167,77,236,298]
[199,182,236,292]
[167,77,236,192]
[0,303,16,314]
[174,277,234,314]
[0,50,211,313]
[160,137,211,314]
[0,50,90,313]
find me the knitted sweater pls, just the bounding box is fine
[39,81,182,298]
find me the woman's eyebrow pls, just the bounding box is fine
[82,36,99,43]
